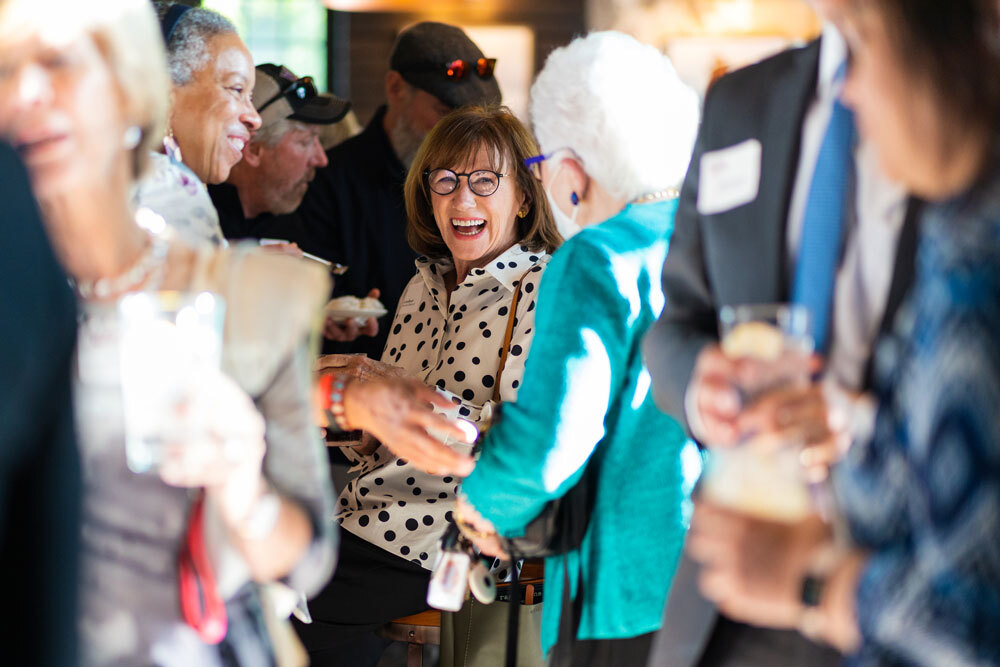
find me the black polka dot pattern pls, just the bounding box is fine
[334,244,550,571]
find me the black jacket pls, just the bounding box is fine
[0,142,80,666]
[289,105,417,359]
[644,39,919,429]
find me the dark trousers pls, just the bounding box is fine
[548,568,655,667]
[697,616,842,667]
[294,529,431,667]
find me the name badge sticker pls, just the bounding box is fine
[697,138,762,215]
[397,281,423,311]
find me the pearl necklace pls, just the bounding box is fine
[630,187,680,204]
[74,231,169,300]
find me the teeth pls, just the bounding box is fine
[451,218,485,227]
[230,137,245,152]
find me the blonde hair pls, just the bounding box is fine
[0,0,170,180]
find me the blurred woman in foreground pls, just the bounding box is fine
[0,1,333,662]
[456,32,700,666]
[685,1,1000,663]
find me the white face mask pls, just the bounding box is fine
[544,161,581,239]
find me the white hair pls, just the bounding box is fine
[154,2,236,86]
[0,0,170,179]
[529,31,700,202]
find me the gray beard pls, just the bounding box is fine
[388,114,425,168]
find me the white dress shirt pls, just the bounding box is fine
[785,24,908,390]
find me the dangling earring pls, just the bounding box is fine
[123,125,142,150]
[570,192,579,206]
[517,207,528,219]
[163,125,182,162]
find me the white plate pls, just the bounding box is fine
[324,296,388,324]
[325,307,389,324]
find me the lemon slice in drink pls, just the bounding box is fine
[721,321,784,360]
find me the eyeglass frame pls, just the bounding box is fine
[523,147,581,181]
[424,168,505,197]
[257,74,318,114]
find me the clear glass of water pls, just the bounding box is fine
[118,291,226,474]
[700,303,817,522]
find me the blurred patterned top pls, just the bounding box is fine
[836,164,1000,666]
[133,151,226,247]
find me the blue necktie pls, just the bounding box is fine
[793,83,856,353]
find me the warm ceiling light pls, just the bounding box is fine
[324,0,491,9]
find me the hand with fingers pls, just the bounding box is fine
[455,494,508,560]
[341,375,476,476]
[316,351,408,383]
[690,344,853,477]
[323,288,381,341]
[157,369,270,530]
[686,500,832,629]
[687,344,744,445]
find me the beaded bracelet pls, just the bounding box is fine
[318,373,353,431]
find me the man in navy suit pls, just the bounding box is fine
[643,1,920,665]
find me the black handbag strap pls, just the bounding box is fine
[505,558,521,667]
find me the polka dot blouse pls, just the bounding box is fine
[336,243,550,570]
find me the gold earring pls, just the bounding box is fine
[517,208,528,219]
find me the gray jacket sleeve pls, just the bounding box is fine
[643,105,720,433]
[255,339,338,598]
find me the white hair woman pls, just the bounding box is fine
[0,1,333,663]
[132,2,261,247]
[455,32,700,665]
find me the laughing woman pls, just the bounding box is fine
[298,106,560,666]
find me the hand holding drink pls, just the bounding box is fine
[699,304,821,522]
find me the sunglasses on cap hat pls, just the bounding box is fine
[403,57,497,81]
[257,66,319,114]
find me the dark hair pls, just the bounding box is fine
[404,105,561,260]
[865,0,1000,144]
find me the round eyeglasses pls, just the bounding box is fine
[425,168,503,197]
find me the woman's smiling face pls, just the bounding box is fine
[431,144,525,271]
[169,31,260,184]
[0,24,128,200]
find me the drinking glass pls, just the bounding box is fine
[118,291,226,473]
[700,303,816,522]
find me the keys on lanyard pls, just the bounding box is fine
[427,523,497,611]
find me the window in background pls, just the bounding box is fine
[203,0,329,91]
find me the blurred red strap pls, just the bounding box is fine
[179,493,228,644]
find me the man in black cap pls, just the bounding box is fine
[290,22,501,355]
[209,63,350,242]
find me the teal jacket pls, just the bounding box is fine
[461,199,691,653]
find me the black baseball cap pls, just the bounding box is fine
[254,64,351,127]
[389,22,502,109]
